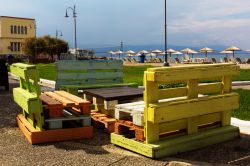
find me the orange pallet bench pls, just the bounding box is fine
[17,114,93,144]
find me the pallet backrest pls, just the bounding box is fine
[144,63,240,143]
[10,63,43,131]
[10,63,40,95]
[56,60,123,88]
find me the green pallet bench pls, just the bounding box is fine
[111,63,240,158]
[10,63,93,144]
[56,60,137,95]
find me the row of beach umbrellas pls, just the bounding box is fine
[108,46,245,58]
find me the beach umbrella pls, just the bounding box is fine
[151,49,162,58]
[107,51,115,58]
[181,48,196,54]
[124,50,135,58]
[113,50,123,59]
[151,49,162,53]
[200,47,213,57]
[225,46,241,58]
[220,50,233,58]
[139,50,149,54]
[167,49,176,58]
[146,52,156,59]
[181,48,197,59]
[189,50,198,58]
[172,51,183,58]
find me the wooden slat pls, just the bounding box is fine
[54,91,88,105]
[57,72,123,80]
[148,93,239,123]
[39,94,62,107]
[198,82,222,94]
[146,65,239,83]
[56,60,123,71]
[44,92,75,107]
[158,87,187,100]
[147,63,236,72]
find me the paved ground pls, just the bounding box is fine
[1,80,250,166]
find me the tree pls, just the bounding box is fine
[22,37,46,62]
[22,35,69,62]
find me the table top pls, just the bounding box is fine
[83,87,144,101]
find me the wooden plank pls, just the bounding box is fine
[144,77,160,143]
[44,92,75,107]
[222,76,232,94]
[57,72,123,80]
[54,91,89,105]
[39,94,62,107]
[158,87,187,99]
[147,63,237,72]
[146,65,239,83]
[83,87,143,101]
[13,88,41,114]
[148,93,239,123]
[187,79,198,99]
[56,60,123,71]
[198,82,222,94]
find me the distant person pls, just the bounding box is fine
[7,54,14,64]
[140,53,146,63]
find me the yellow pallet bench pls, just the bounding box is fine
[111,63,240,158]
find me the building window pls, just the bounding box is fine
[10,25,13,34]
[21,26,24,34]
[24,26,27,34]
[17,43,21,51]
[18,26,20,34]
[14,43,17,51]
[14,26,17,34]
[10,42,14,51]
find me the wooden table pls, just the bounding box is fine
[83,87,144,101]
[83,87,144,117]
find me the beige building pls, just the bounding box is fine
[0,16,35,56]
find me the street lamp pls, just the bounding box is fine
[163,0,170,66]
[56,29,63,39]
[65,5,77,59]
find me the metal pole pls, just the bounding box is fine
[163,0,169,66]
[35,21,37,63]
[74,5,77,60]
[65,5,77,60]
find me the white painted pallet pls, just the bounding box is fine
[115,101,145,126]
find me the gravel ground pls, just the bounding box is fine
[1,80,250,166]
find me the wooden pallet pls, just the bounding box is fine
[16,114,93,145]
[111,126,239,158]
[115,101,144,126]
[115,120,144,142]
[40,91,91,118]
[91,110,116,133]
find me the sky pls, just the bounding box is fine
[1,0,250,49]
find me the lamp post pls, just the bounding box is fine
[55,29,63,60]
[65,5,77,59]
[56,29,63,39]
[163,0,170,66]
